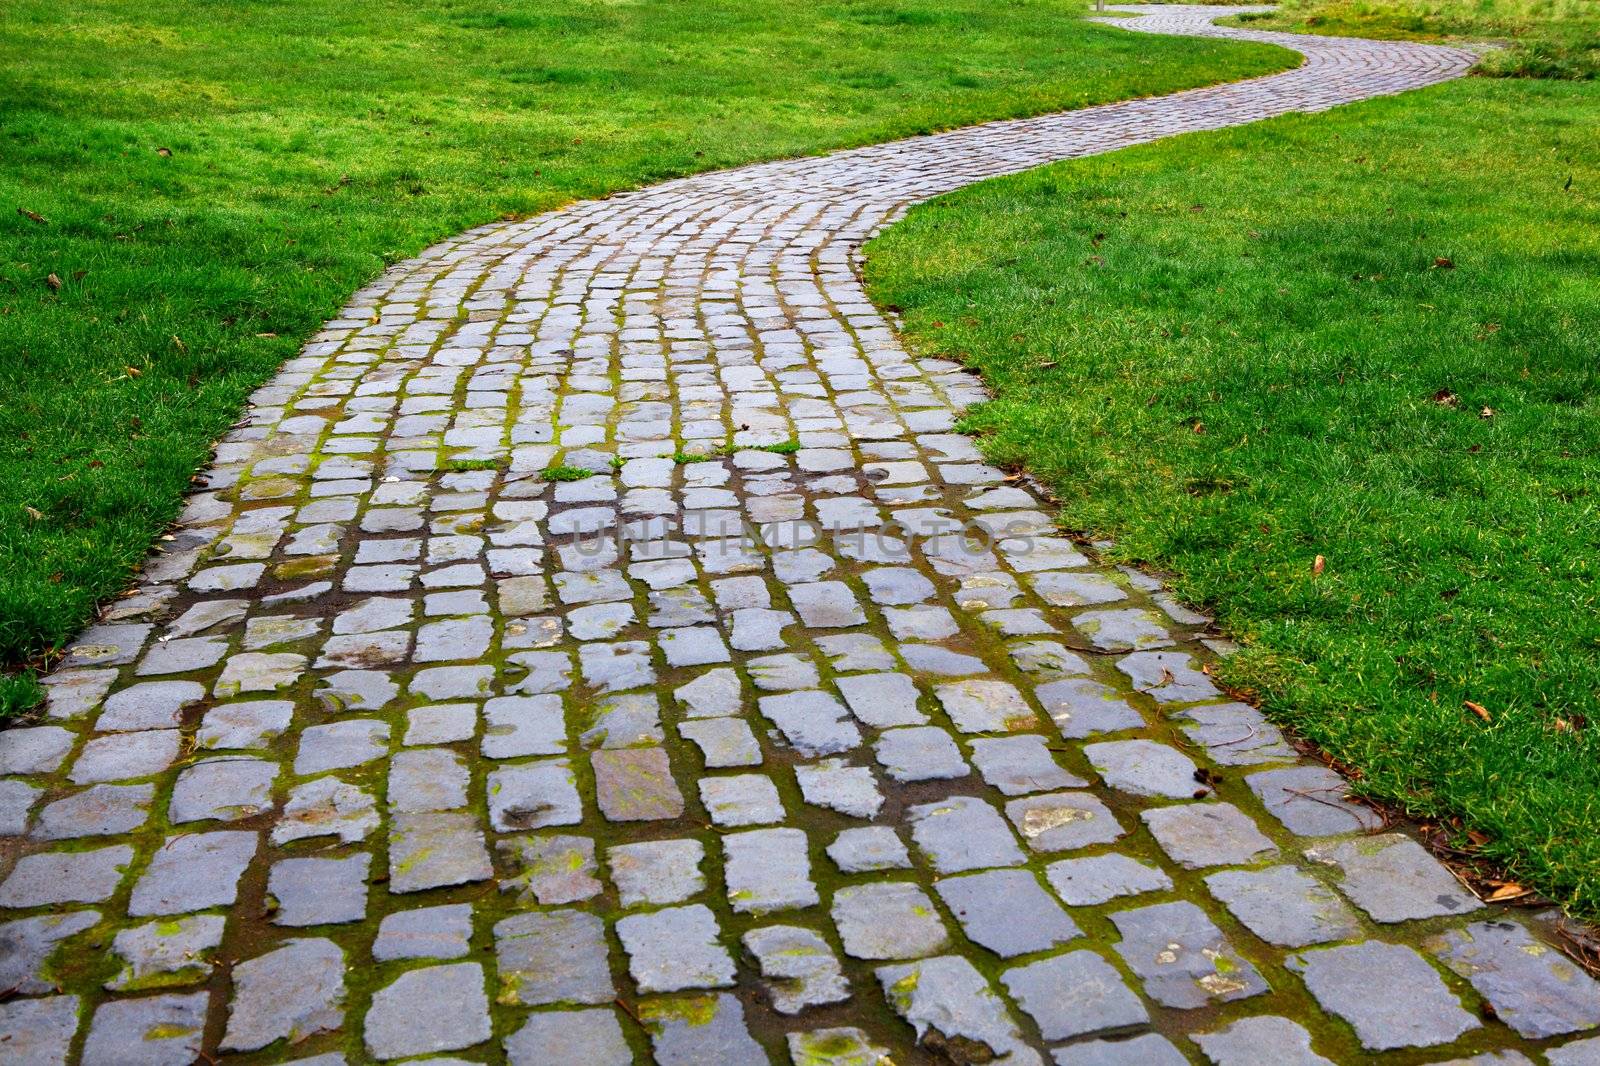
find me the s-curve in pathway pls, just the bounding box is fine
[5,8,1596,1065]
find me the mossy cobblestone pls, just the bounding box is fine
[1,7,1594,1064]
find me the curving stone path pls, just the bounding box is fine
[3,8,1596,1065]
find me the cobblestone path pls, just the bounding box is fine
[6,7,1598,1065]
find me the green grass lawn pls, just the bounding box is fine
[866,78,1600,914]
[0,0,1292,712]
[1232,0,1600,77]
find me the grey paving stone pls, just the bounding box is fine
[899,643,986,676]
[1045,853,1173,906]
[1141,802,1278,869]
[864,566,935,604]
[833,881,949,960]
[789,580,867,627]
[1053,1033,1188,1066]
[873,725,968,782]
[1177,702,1297,765]
[728,606,793,651]
[825,826,909,874]
[372,903,474,962]
[411,663,494,700]
[129,831,256,915]
[1307,833,1482,923]
[82,991,208,1066]
[97,680,205,731]
[934,679,1036,733]
[724,826,818,914]
[909,795,1025,872]
[1117,650,1222,704]
[414,615,494,662]
[316,668,399,711]
[787,1027,893,1066]
[1193,1016,1335,1065]
[268,853,369,926]
[108,914,225,991]
[936,869,1081,958]
[0,911,101,995]
[405,702,478,746]
[816,633,895,672]
[675,667,743,718]
[1073,607,1172,652]
[32,782,154,839]
[487,758,583,831]
[481,693,565,757]
[221,937,346,1051]
[699,773,785,826]
[885,604,959,641]
[1002,949,1148,1041]
[592,747,684,821]
[1247,764,1384,836]
[1084,738,1206,799]
[678,717,762,767]
[617,903,736,993]
[1110,901,1268,1009]
[493,909,615,1006]
[388,746,469,813]
[608,838,705,907]
[498,833,601,905]
[1427,919,1600,1039]
[365,962,491,1061]
[294,718,389,775]
[274,775,379,845]
[0,779,41,835]
[1009,640,1091,679]
[639,992,766,1066]
[197,700,294,750]
[168,756,278,823]
[0,844,133,907]
[968,735,1083,796]
[69,729,180,784]
[0,995,80,1066]
[659,625,732,667]
[504,1008,631,1066]
[1028,570,1124,607]
[213,651,307,696]
[1549,1037,1600,1066]
[389,811,492,893]
[836,672,927,727]
[580,691,663,749]
[1035,678,1145,738]
[0,726,75,774]
[795,758,883,818]
[1004,790,1126,853]
[744,924,850,1014]
[758,690,862,756]
[1287,941,1480,1050]
[877,955,1040,1065]
[1204,865,1361,947]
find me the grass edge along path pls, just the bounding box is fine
[1225,0,1600,78]
[0,0,1296,714]
[864,76,1600,917]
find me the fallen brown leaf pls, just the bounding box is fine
[17,207,46,225]
[1434,256,1455,269]
[1487,883,1530,902]
[1312,555,1326,576]
[45,273,61,292]
[1464,699,1491,722]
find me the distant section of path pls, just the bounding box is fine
[10,10,1580,1066]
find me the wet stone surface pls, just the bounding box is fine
[2,14,1574,1063]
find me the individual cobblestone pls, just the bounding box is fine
[2,12,1552,1063]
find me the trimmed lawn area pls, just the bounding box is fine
[866,78,1600,914]
[1232,0,1599,77]
[0,0,1292,710]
